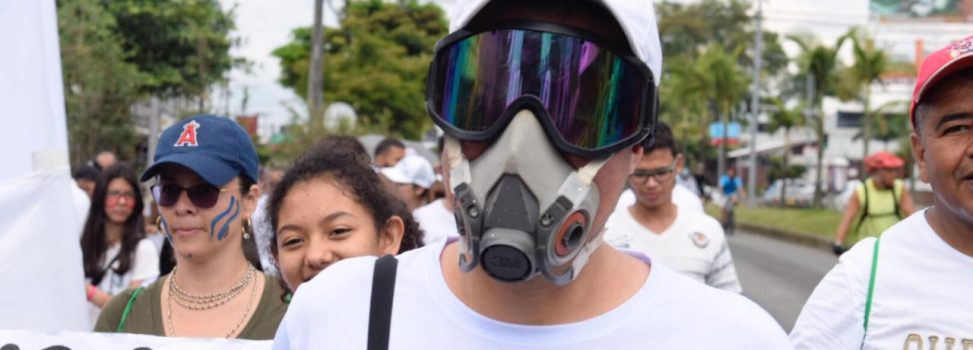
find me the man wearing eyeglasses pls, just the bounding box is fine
[273,0,789,348]
[604,122,742,293]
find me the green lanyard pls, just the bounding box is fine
[861,238,880,348]
[117,287,144,332]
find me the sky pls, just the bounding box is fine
[216,0,457,139]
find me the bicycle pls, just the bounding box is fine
[721,195,737,235]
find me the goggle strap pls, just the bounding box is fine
[576,157,609,185]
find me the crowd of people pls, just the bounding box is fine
[61,0,973,348]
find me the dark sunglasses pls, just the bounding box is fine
[426,21,658,158]
[151,183,227,209]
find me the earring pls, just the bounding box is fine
[156,216,166,235]
[243,218,253,240]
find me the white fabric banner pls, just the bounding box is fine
[0,0,90,333]
[0,168,89,331]
[0,330,271,350]
[0,0,70,181]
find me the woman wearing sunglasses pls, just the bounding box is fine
[267,142,425,293]
[81,164,159,325]
[95,115,287,339]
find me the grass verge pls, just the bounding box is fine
[705,204,842,240]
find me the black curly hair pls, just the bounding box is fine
[267,148,425,263]
[307,136,370,166]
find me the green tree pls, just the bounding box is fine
[853,100,911,151]
[103,0,240,108]
[673,44,750,176]
[788,34,849,206]
[59,0,143,167]
[766,98,807,203]
[273,0,448,139]
[661,57,711,166]
[656,0,787,74]
[844,27,890,169]
[656,0,786,172]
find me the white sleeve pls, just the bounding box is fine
[272,314,293,350]
[706,240,743,293]
[129,239,160,281]
[790,239,873,349]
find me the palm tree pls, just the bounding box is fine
[852,100,910,151]
[845,28,889,172]
[663,56,712,158]
[788,34,849,206]
[691,44,750,177]
[766,97,807,204]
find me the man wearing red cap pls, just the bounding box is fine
[831,151,916,255]
[791,35,973,349]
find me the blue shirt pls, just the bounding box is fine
[719,175,743,196]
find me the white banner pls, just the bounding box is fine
[0,0,70,181]
[0,168,89,331]
[0,0,90,333]
[0,330,271,350]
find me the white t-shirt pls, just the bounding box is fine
[604,206,742,293]
[616,185,704,214]
[790,210,973,349]
[273,238,791,349]
[87,238,159,324]
[413,199,458,246]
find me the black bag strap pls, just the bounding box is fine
[855,181,870,235]
[367,255,398,350]
[892,181,901,219]
[91,253,121,287]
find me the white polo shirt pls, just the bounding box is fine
[603,205,742,293]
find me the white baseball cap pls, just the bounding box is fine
[380,154,436,189]
[448,0,662,87]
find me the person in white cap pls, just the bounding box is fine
[414,137,461,246]
[273,1,790,348]
[380,153,436,211]
[791,34,973,349]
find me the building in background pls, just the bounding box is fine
[723,0,970,202]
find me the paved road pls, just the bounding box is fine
[728,230,838,332]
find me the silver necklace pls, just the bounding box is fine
[169,265,255,310]
[165,266,260,338]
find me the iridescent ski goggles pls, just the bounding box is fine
[426,22,657,157]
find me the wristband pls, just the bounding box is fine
[86,285,96,302]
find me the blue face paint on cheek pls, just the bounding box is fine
[217,200,241,241]
[210,196,237,239]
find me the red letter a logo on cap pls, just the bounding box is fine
[174,121,200,147]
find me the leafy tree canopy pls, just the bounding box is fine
[273,0,448,140]
[656,0,786,164]
[59,0,142,167]
[59,0,240,167]
[103,0,240,99]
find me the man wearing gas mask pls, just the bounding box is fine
[273,1,791,348]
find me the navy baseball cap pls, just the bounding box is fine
[140,115,259,185]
